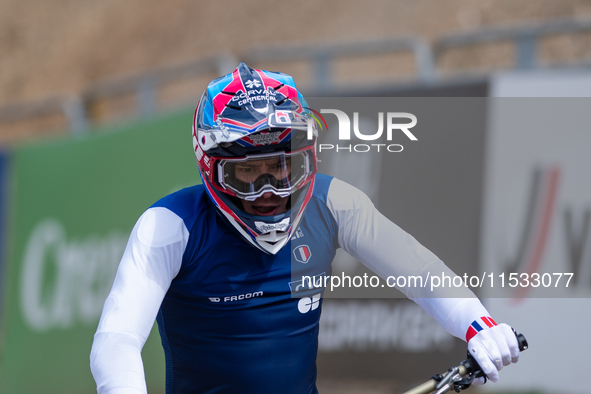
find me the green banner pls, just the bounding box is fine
[1,109,198,394]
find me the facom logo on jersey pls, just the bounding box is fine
[298,293,321,314]
[293,245,312,263]
[208,291,264,303]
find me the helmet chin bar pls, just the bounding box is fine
[254,208,305,255]
[216,190,306,255]
[256,230,291,255]
[218,207,292,255]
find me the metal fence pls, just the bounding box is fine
[2,17,591,137]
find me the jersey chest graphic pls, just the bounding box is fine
[173,220,335,310]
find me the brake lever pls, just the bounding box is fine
[402,332,528,394]
[433,366,463,394]
[450,331,528,393]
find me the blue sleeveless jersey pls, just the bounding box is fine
[152,174,338,394]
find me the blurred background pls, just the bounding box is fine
[2,0,591,393]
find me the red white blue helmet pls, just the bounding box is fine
[193,62,318,254]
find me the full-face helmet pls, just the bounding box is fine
[193,62,318,254]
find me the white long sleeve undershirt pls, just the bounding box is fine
[326,178,489,340]
[90,179,489,393]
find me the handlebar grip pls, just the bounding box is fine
[516,333,528,351]
[463,332,528,375]
[403,332,528,394]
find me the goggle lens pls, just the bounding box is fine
[218,151,311,200]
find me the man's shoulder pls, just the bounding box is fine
[152,184,205,207]
[311,173,334,202]
[312,174,365,203]
[149,184,209,228]
[315,175,373,212]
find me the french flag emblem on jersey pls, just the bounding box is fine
[293,245,312,263]
[466,316,497,342]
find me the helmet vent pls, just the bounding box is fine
[222,90,236,96]
[273,83,285,91]
[225,103,242,110]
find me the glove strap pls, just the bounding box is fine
[466,316,497,342]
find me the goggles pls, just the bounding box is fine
[216,150,313,201]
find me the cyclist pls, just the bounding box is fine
[90,62,519,394]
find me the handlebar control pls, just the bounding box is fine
[402,331,528,394]
[515,332,528,351]
[464,330,528,375]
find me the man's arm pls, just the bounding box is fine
[90,207,187,394]
[325,178,519,382]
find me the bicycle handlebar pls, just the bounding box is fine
[402,332,528,394]
[461,332,528,374]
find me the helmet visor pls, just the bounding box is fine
[217,151,312,201]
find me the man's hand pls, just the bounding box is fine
[466,320,520,384]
